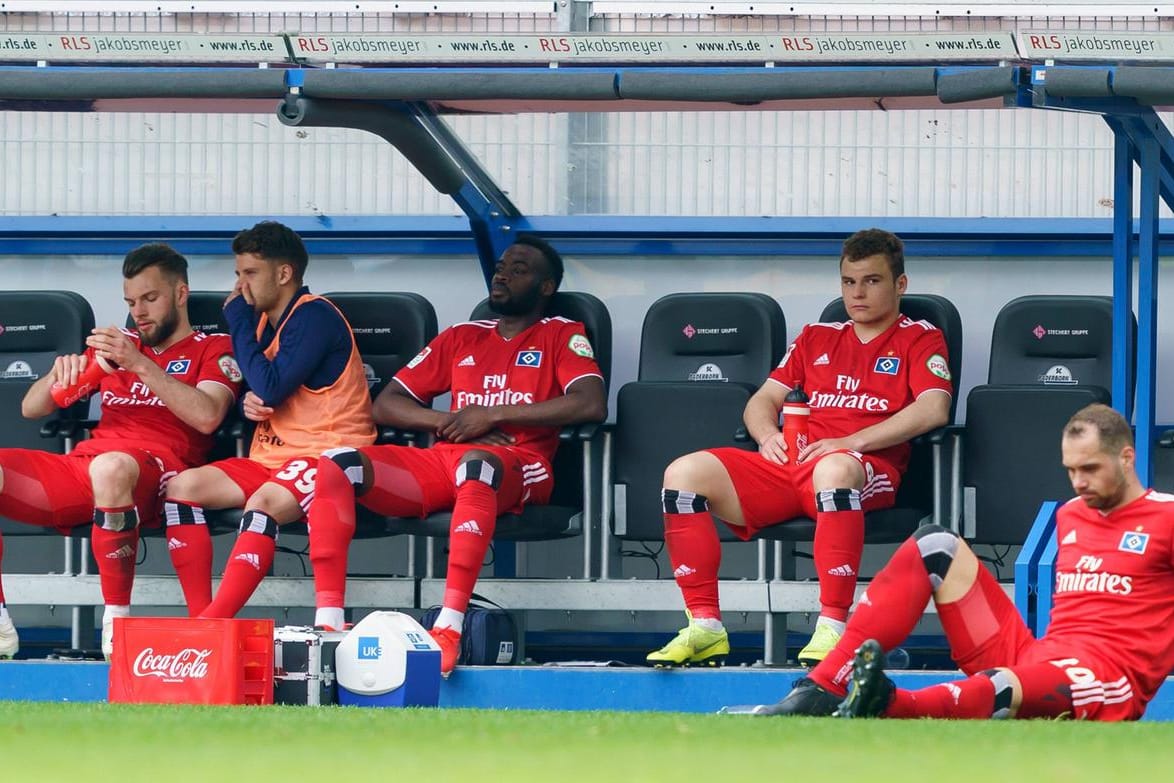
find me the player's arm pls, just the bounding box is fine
[223,297,341,407]
[20,353,87,419]
[745,379,789,449]
[85,327,235,434]
[801,390,950,461]
[439,375,606,443]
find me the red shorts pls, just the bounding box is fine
[359,443,553,517]
[0,447,181,531]
[939,566,1141,721]
[210,456,319,518]
[705,446,901,540]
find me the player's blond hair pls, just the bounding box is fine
[1064,403,1133,455]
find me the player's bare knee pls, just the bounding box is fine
[978,668,1021,718]
[664,451,719,494]
[164,468,201,500]
[88,451,141,494]
[455,452,503,490]
[912,524,963,589]
[245,483,302,525]
[811,453,865,490]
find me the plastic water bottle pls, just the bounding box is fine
[781,384,810,460]
[50,355,116,408]
[887,647,911,670]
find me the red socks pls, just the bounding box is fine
[812,488,864,623]
[809,535,934,694]
[308,455,361,609]
[662,490,721,621]
[91,506,139,606]
[887,675,997,719]
[443,474,497,612]
[200,511,277,619]
[163,500,213,616]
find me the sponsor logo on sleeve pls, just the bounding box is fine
[166,358,192,375]
[568,333,595,358]
[406,346,431,369]
[216,355,242,383]
[926,354,951,381]
[516,350,543,368]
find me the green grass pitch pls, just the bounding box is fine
[3,702,1174,782]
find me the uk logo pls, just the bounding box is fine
[516,350,542,368]
[1119,531,1150,555]
[873,356,900,375]
[358,636,382,659]
[165,359,192,375]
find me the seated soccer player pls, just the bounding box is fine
[0,244,239,657]
[648,228,952,668]
[307,234,607,675]
[162,221,375,618]
[767,404,1174,721]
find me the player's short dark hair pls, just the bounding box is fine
[514,234,564,292]
[842,228,905,280]
[1064,403,1134,454]
[122,242,189,285]
[232,221,309,284]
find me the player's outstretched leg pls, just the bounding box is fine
[833,639,895,718]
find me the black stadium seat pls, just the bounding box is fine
[0,291,95,535]
[324,291,439,400]
[962,295,1129,545]
[382,291,612,541]
[611,292,787,543]
[756,293,962,543]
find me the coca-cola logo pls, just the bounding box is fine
[133,647,213,681]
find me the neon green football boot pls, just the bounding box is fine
[796,622,843,667]
[647,613,730,667]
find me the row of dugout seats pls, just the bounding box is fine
[0,287,1138,593]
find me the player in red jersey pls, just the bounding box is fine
[0,244,239,658]
[162,222,375,619]
[307,235,606,674]
[768,403,1174,721]
[648,228,952,668]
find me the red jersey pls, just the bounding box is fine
[73,329,241,468]
[767,315,952,472]
[394,317,603,463]
[1041,490,1174,710]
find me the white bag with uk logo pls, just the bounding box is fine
[335,611,442,707]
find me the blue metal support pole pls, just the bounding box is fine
[1013,501,1059,629]
[1107,121,1135,419]
[1136,129,1161,486]
[1034,532,1060,637]
[407,104,524,289]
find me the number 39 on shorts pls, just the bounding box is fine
[275,459,317,494]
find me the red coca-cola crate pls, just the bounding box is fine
[109,617,274,705]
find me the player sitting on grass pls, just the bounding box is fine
[765,403,1174,721]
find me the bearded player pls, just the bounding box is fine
[0,244,239,658]
[306,235,606,675]
[770,403,1174,721]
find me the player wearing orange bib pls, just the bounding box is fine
[163,222,374,618]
